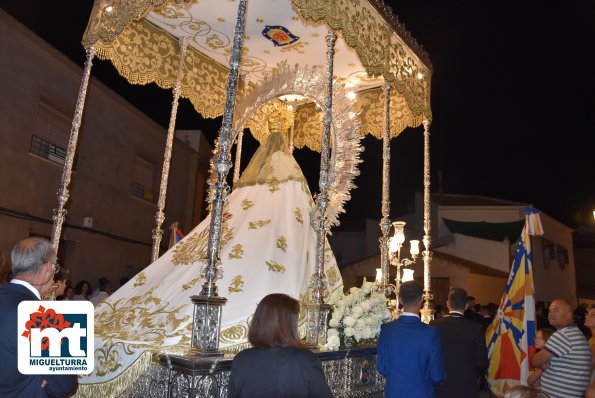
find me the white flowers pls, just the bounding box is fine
[327,333,340,348]
[343,315,356,327]
[322,279,392,351]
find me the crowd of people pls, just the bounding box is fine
[1,236,594,398]
[1,253,119,307]
[378,281,595,398]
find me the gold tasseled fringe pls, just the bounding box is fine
[74,351,154,398]
[221,341,253,355]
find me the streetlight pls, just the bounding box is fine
[388,221,419,315]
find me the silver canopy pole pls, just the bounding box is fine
[51,46,95,253]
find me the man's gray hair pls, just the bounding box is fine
[11,237,56,275]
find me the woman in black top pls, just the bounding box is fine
[228,293,333,398]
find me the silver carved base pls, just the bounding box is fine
[116,347,383,398]
[304,303,332,347]
[191,295,227,356]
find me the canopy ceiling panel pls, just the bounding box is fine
[82,0,432,139]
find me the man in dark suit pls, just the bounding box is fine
[464,295,484,324]
[430,288,488,398]
[378,281,446,397]
[0,237,78,397]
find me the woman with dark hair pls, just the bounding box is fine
[73,280,92,300]
[228,293,333,398]
[61,285,74,300]
[42,268,70,300]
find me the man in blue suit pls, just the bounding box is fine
[378,281,446,397]
[0,237,78,397]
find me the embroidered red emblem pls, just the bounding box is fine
[262,25,299,47]
[21,305,72,349]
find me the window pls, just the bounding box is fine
[132,156,156,203]
[30,99,71,166]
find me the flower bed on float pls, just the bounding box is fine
[322,280,391,351]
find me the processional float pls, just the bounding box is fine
[50,0,434,396]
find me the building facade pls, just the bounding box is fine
[335,192,578,307]
[0,10,212,287]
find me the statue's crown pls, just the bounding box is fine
[267,110,284,133]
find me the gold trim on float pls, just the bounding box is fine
[83,0,432,126]
[93,18,231,119]
[74,350,153,398]
[290,0,432,121]
[356,87,426,139]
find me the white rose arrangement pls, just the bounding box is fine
[322,279,391,351]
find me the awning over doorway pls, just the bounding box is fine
[442,218,525,242]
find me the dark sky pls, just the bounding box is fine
[2,0,594,229]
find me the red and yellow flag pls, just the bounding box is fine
[486,208,543,396]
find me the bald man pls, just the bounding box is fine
[532,299,591,398]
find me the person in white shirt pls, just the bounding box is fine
[532,299,591,398]
[89,276,113,306]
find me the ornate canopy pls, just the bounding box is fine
[82,0,432,147]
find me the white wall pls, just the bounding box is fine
[531,213,577,304]
[437,234,511,274]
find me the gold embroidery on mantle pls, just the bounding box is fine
[182,276,202,291]
[220,324,248,344]
[248,219,271,230]
[241,198,254,210]
[267,177,280,192]
[228,244,244,259]
[133,272,146,288]
[326,266,340,286]
[276,236,287,252]
[295,208,304,224]
[94,286,190,350]
[95,341,127,377]
[228,275,244,293]
[172,212,234,265]
[266,260,286,273]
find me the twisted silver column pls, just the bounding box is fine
[379,82,392,296]
[420,119,433,324]
[51,47,95,252]
[151,37,189,263]
[200,0,247,298]
[305,30,336,348]
[191,0,247,355]
[311,30,336,305]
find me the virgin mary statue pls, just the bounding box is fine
[75,111,344,397]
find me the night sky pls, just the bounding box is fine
[1,0,594,229]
